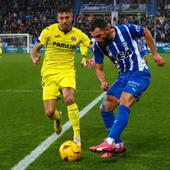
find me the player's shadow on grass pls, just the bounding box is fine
[96,152,127,163]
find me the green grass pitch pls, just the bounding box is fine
[0,53,170,170]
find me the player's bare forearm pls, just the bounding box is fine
[144,28,165,66]
[31,43,43,65]
[96,64,109,91]
[96,64,105,82]
[144,28,157,55]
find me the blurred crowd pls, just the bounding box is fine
[0,0,169,43]
[0,0,72,43]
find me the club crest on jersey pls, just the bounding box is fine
[71,36,76,42]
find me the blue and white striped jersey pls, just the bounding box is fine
[94,24,149,73]
[136,38,147,58]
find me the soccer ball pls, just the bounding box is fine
[59,140,82,162]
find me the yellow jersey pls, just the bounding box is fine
[39,23,90,77]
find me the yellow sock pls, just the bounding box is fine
[67,103,80,139]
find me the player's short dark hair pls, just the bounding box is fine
[57,5,72,14]
[90,18,108,32]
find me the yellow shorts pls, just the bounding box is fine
[42,70,76,100]
[0,48,2,55]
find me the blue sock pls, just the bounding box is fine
[115,136,122,143]
[109,105,130,141]
[100,99,122,143]
[101,100,115,133]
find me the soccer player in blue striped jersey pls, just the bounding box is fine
[89,18,164,158]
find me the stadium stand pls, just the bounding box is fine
[77,0,170,43]
[0,0,72,43]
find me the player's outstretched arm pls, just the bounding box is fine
[31,43,43,65]
[96,63,109,91]
[144,28,165,66]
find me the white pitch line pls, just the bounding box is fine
[11,92,106,170]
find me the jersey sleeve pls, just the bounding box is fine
[127,24,144,39]
[38,27,49,45]
[93,43,104,64]
[79,31,90,47]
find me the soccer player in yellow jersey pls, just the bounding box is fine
[31,6,91,146]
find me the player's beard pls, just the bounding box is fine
[99,37,110,46]
[104,37,110,44]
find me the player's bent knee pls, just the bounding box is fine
[64,97,75,105]
[100,100,113,112]
[120,92,136,107]
[103,95,119,112]
[45,108,55,118]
